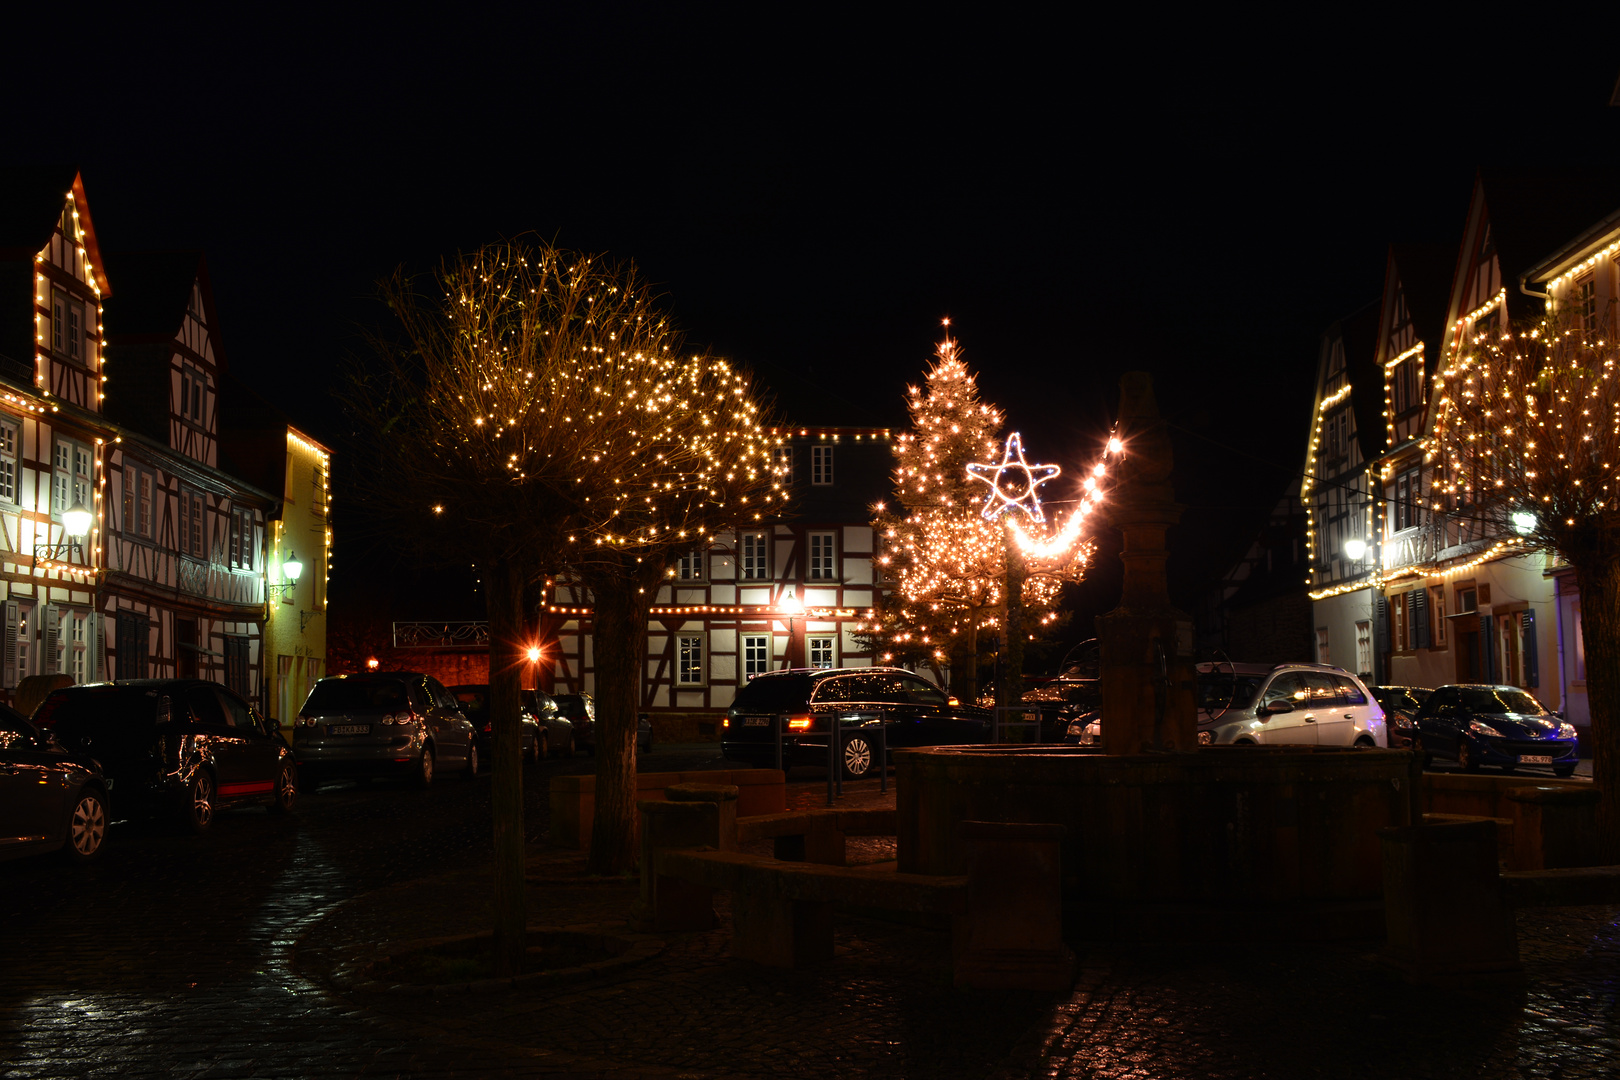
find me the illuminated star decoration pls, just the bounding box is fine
[966,432,1060,523]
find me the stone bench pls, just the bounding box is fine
[642,804,1074,991]
[736,808,897,865]
[549,768,785,849]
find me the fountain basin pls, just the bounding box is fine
[897,744,1420,941]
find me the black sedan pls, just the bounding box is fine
[1412,684,1579,777]
[722,667,992,778]
[560,693,652,756]
[450,685,572,764]
[1020,678,1102,744]
[0,703,108,862]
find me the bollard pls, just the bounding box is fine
[953,820,1074,991]
[1379,819,1519,981]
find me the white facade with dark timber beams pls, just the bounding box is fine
[543,428,891,737]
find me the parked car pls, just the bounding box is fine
[562,693,652,755]
[523,690,578,758]
[0,702,108,861]
[721,666,993,778]
[1411,684,1579,776]
[1020,677,1102,744]
[1369,685,1432,750]
[293,672,477,787]
[1194,662,1387,747]
[36,680,296,833]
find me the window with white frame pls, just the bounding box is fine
[809,532,836,580]
[52,289,85,364]
[0,420,16,504]
[229,507,255,570]
[69,612,87,684]
[743,634,770,680]
[1355,621,1372,676]
[1392,467,1422,532]
[811,444,833,485]
[180,488,205,558]
[1430,585,1447,646]
[808,635,835,669]
[53,439,90,520]
[676,634,704,686]
[741,532,768,580]
[1315,628,1330,666]
[122,465,153,537]
[1578,276,1598,334]
[675,548,705,581]
[773,445,793,485]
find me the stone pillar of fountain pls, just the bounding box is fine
[1096,372,1199,754]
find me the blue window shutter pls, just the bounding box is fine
[1412,588,1430,650]
[1522,610,1538,688]
[1479,614,1495,682]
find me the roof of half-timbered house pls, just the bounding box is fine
[0,167,110,376]
[102,250,220,444]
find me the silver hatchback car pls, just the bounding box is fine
[292,672,478,786]
[1197,662,1387,747]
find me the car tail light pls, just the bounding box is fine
[722,717,731,728]
[787,715,812,731]
[482,723,493,733]
[297,713,315,728]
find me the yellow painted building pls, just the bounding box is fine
[262,428,331,723]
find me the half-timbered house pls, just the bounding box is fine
[0,169,115,693]
[1366,172,1619,702]
[544,427,891,741]
[100,252,273,701]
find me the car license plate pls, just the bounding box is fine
[1520,754,1552,764]
[1024,712,1040,724]
[331,724,369,735]
[744,717,770,727]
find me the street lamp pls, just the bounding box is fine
[779,591,804,669]
[62,499,92,540]
[35,499,94,564]
[268,550,303,600]
[1512,510,1537,536]
[526,645,542,663]
[1342,537,1367,562]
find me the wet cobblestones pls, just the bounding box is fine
[3,746,1619,1078]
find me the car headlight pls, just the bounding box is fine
[1468,720,1501,738]
[1559,722,1577,740]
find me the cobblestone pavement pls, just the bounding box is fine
[3,743,1619,1079]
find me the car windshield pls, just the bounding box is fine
[303,678,409,714]
[450,686,489,714]
[1197,673,1264,711]
[35,686,160,755]
[1376,687,1429,711]
[730,674,815,712]
[1460,687,1549,716]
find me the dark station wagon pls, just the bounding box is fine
[722,667,991,778]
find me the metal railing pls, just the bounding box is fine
[392,621,491,648]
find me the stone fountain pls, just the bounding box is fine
[896,373,1421,941]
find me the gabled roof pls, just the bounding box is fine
[0,168,111,371]
[1336,301,1384,462]
[1473,169,1620,320]
[1386,243,1456,370]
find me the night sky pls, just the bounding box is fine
[10,11,1620,638]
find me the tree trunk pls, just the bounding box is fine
[587,571,652,875]
[998,522,1027,709]
[1575,557,1620,862]
[484,551,528,976]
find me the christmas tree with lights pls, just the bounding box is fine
[863,328,1089,702]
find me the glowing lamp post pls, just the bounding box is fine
[62,500,93,541]
[1342,537,1367,562]
[779,592,805,669]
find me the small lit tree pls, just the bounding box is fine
[1429,309,1620,858]
[347,239,779,974]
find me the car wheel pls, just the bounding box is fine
[1354,735,1376,748]
[1554,764,1576,778]
[63,789,108,861]
[842,735,873,779]
[268,763,297,814]
[186,770,215,833]
[417,746,435,788]
[1457,738,1480,773]
[463,741,478,780]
